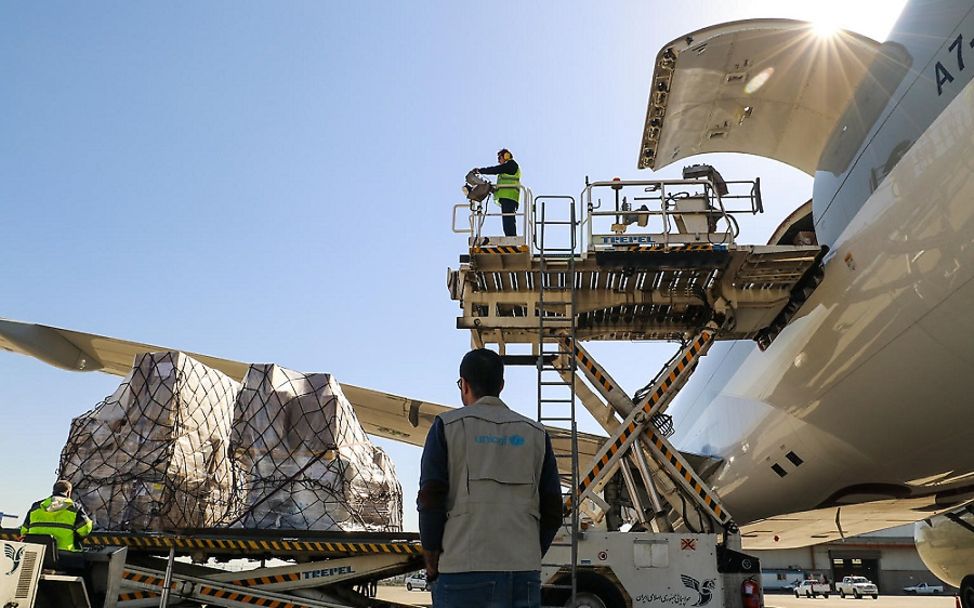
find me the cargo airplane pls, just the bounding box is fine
[4,0,974,604]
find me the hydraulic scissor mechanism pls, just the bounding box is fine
[563,325,733,533]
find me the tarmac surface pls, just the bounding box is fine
[766,595,955,608]
[377,585,431,606]
[377,586,956,607]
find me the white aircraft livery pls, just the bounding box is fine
[636,0,974,601]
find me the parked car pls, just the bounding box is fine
[405,572,428,592]
[903,582,944,594]
[794,580,831,598]
[836,576,878,599]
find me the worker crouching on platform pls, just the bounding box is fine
[21,479,93,552]
[475,149,521,237]
[417,348,562,608]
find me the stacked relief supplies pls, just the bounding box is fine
[231,364,403,530]
[59,352,239,530]
[58,352,402,532]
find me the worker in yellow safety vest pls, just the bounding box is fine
[20,480,93,552]
[475,149,521,237]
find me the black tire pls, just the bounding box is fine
[544,570,625,608]
[824,594,830,599]
[795,591,801,598]
[872,595,878,599]
[840,590,846,598]
[406,583,413,591]
[570,592,608,608]
[961,576,974,608]
[854,590,861,599]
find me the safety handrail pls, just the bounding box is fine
[453,184,535,250]
[580,177,761,251]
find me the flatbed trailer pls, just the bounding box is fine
[0,528,423,608]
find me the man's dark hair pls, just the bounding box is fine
[459,349,504,398]
[52,479,72,496]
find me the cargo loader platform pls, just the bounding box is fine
[449,167,823,606]
[450,172,825,351]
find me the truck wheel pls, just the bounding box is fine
[569,592,608,608]
[406,583,413,591]
[871,595,877,599]
[824,594,830,598]
[854,590,861,599]
[795,591,800,598]
[840,590,846,598]
[961,576,974,608]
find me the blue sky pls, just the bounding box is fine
[0,1,906,532]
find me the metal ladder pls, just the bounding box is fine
[534,196,579,606]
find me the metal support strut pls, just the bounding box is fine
[564,324,734,532]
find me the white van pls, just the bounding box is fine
[404,571,428,591]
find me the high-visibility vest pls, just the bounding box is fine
[20,495,93,552]
[495,166,521,204]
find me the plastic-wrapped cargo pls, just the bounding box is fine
[231,364,402,531]
[58,353,403,532]
[58,352,240,530]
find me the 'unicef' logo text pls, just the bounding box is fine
[475,434,526,446]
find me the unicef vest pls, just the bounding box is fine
[437,396,546,573]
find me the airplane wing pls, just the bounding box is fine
[0,317,602,470]
[740,493,974,550]
[638,19,896,175]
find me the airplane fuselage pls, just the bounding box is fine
[668,0,974,545]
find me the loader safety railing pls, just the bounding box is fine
[580,178,762,251]
[452,184,535,248]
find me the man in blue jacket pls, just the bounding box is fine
[418,348,563,607]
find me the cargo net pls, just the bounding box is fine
[58,352,402,532]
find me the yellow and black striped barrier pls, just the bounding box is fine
[635,331,712,413]
[118,570,304,603]
[233,571,302,587]
[567,419,641,512]
[195,584,305,608]
[121,569,313,608]
[119,570,171,602]
[621,243,727,252]
[471,244,529,255]
[563,338,616,397]
[118,589,158,602]
[645,427,724,521]
[0,529,422,557]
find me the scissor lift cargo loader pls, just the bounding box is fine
[449,170,825,608]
